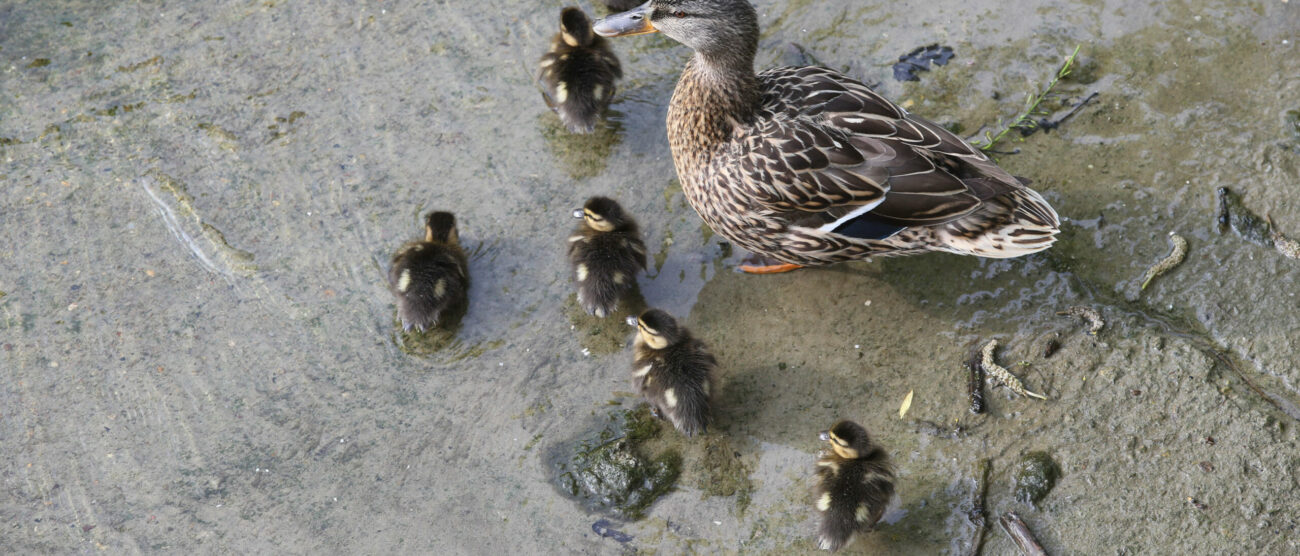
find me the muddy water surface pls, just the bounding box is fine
[2,0,1298,553]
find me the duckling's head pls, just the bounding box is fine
[424,211,459,245]
[819,420,873,459]
[559,7,596,48]
[594,0,758,61]
[629,308,681,349]
[574,196,635,233]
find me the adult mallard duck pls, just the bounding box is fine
[594,0,1060,273]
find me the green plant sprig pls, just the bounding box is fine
[975,45,1082,152]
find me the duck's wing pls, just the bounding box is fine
[732,66,1023,238]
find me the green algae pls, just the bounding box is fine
[1012,451,1061,505]
[553,405,681,520]
[536,112,623,180]
[564,292,645,356]
[696,434,755,514]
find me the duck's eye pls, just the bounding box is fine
[673,10,687,18]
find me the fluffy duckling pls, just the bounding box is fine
[627,309,715,436]
[388,211,469,331]
[813,420,895,551]
[568,196,647,317]
[537,7,622,133]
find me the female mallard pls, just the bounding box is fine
[595,1,1060,273]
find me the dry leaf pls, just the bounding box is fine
[899,389,914,419]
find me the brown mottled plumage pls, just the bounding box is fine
[568,197,647,317]
[628,309,714,436]
[538,7,623,133]
[813,420,895,552]
[388,212,469,332]
[595,0,1059,267]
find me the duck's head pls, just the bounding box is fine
[819,420,872,459]
[424,211,459,245]
[626,309,681,349]
[573,196,634,233]
[594,0,758,60]
[559,7,596,48]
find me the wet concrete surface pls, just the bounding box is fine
[2,0,1298,553]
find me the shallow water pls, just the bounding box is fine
[2,0,1298,553]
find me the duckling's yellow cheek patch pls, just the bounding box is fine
[562,31,580,47]
[817,493,832,512]
[555,82,569,104]
[664,388,677,408]
[434,279,446,298]
[855,504,871,522]
[576,264,588,281]
[397,269,412,292]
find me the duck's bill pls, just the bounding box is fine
[593,3,657,37]
[572,209,585,219]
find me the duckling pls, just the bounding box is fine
[627,309,715,436]
[568,196,647,317]
[388,211,469,332]
[537,7,622,133]
[813,420,895,551]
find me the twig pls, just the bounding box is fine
[967,345,986,414]
[999,512,1048,556]
[966,459,992,556]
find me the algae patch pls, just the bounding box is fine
[1012,451,1060,505]
[551,405,681,520]
[537,112,622,180]
[564,292,645,356]
[695,435,754,513]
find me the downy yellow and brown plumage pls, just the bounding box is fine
[595,1,1060,272]
[568,196,648,317]
[538,7,623,134]
[814,420,895,552]
[389,211,469,331]
[627,309,715,436]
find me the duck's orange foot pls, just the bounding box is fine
[738,262,805,274]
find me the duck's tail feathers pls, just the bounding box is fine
[934,187,1060,258]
